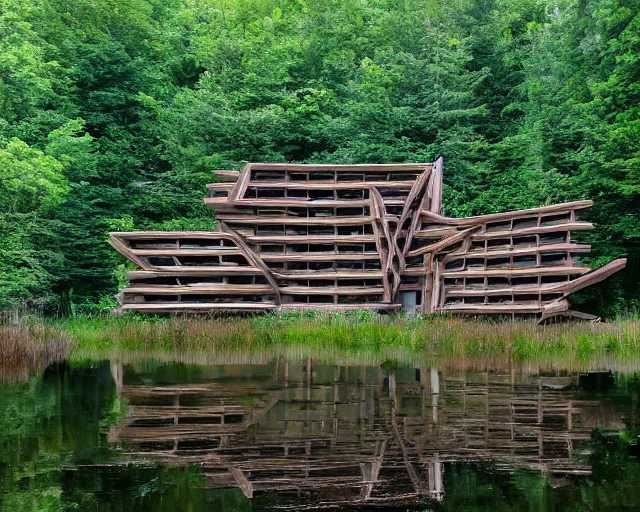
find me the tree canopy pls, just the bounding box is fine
[1,0,638,315]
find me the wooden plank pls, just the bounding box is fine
[212,170,240,181]
[443,266,591,278]
[280,286,385,295]
[260,252,380,262]
[246,235,376,244]
[109,235,150,270]
[130,249,244,257]
[207,183,234,190]
[398,284,423,291]
[225,228,283,305]
[227,163,253,203]
[272,270,384,279]
[550,258,626,295]
[369,185,402,296]
[247,163,431,172]
[472,222,594,240]
[409,226,480,257]
[438,303,544,313]
[414,221,593,240]
[444,285,565,297]
[431,260,443,312]
[216,181,416,189]
[111,231,237,240]
[123,285,274,295]
[216,215,374,225]
[140,265,265,273]
[206,198,370,208]
[121,303,277,312]
[414,227,459,238]
[402,267,428,276]
[421,200,593,226]
[428,156,443,215]
[440,299,569,314]
[396,167,431,253]
[280,303,401,310]
[227,466,253,499]
[127,268,263,278]
[443,243,591,261]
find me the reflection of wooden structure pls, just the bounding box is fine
[111,361,622,508]
[110,159,625,318]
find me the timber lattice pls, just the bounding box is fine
[110,158,626,318]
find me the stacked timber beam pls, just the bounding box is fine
[110,158,626,318]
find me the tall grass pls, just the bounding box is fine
[0,324,71,382]
[56,310,640,369]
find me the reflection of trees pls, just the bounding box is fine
[0,362,118,510]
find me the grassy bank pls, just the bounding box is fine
[60,311,640,362]
[2,312,639,376]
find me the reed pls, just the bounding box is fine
[57,311,640,366]
[0,324,71,382]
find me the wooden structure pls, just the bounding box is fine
[110,360,624,508]
[110,158,625,318]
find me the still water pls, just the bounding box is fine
[1,355,640,511]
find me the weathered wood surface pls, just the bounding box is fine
[110,159,625,316]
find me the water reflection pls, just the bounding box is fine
[108,359,635,509]
[1,356,639,510]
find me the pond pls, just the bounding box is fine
[1,352,640,511]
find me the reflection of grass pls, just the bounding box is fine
[8,311,640,371]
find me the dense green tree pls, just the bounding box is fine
[0,0,637,314]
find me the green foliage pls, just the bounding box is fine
[0,0,638,313]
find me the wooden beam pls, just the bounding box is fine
[260,252,380,262]
[121,303,277,312]
[109,235,150,270]
[443,266,591,278]
[245,234,376,244]
[127,268,264,278]
[421,200,593,226]
[443,243,591,261]
[246,163,432,171]
[550,258,627,295]
[206,198,371,208]
[130,249,244,257]
[212,170,240,181]
[280,303,401,310]
[444,285,565,297]
[272,270,384,279]
[396,168,431,254]
[213,181,416,189]
[408,226,480,257]
[428,155,443,215]
[216,215,374,225]
[279,286,386,295]
[471,222,594,240]
[207,183,234,190]
[111,231,236,240]
[440,298,569,314]
[122,285,274,295]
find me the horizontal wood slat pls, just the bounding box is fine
[110,160,625,318]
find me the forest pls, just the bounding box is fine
[1,0,638,317]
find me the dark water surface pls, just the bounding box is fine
[2,356,640,511]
